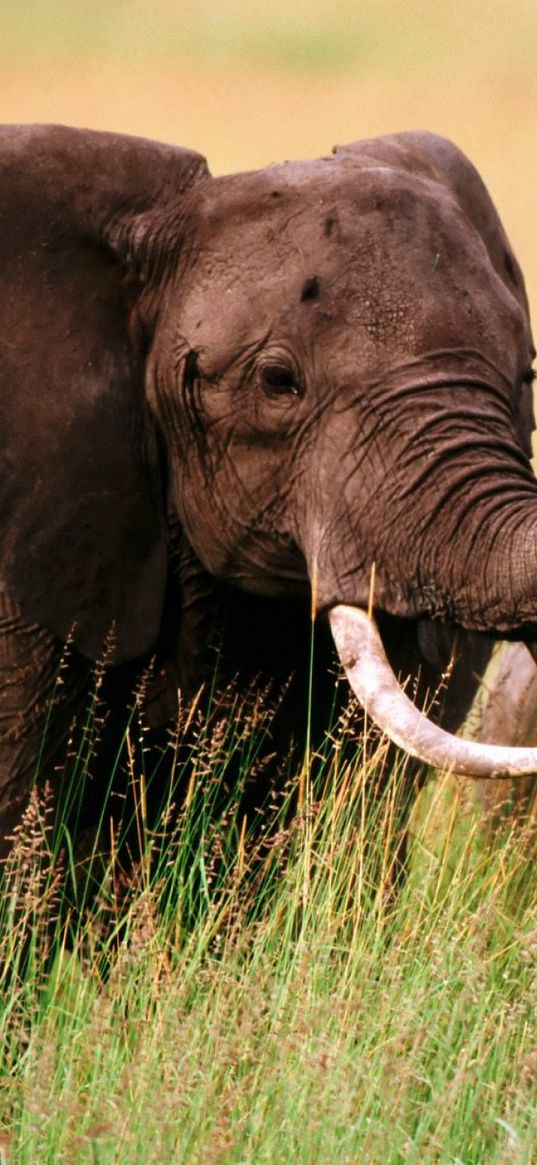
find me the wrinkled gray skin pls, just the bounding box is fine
[0,124,536,850]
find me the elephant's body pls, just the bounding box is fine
[1,123,537,855]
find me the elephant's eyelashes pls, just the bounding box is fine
[259,363,302,400]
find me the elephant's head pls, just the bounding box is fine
[2,124,537,777]
[147,136,534,612]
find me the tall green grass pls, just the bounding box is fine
[0,689,536,1164]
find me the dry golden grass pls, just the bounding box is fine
[1,719,536,1164]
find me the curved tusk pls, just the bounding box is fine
[329,604,537,779]
[526,641,537,669]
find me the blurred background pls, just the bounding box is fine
[2,0,537,310]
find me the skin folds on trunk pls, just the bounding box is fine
[303,377,537,636]
[329,605,537,779]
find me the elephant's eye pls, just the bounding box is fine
[259,362,302,400]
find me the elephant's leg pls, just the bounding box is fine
[142,529,225,732]
[0,583,66,857]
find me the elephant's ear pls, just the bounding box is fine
[0,124,210,662]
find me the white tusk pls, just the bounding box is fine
[329,604,537,779]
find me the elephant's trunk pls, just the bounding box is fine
[329,604,537,778]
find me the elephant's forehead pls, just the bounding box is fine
[186,167,511,316]
[190,158,495,300]
[194,156,460,244]
[178,157,526,378]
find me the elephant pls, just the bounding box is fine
[2,122,537,857]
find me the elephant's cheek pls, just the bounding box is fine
[178,496,230,579]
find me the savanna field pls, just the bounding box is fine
[1,3,537,1162]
